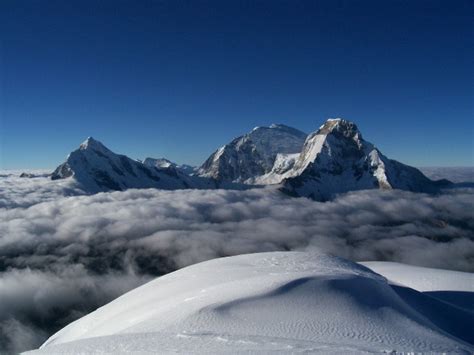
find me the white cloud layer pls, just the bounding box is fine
[0,174,473,353]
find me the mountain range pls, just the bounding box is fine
[50,118,451,199]
[51,137,215,192]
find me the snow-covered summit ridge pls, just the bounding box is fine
[31,251,473,354]
[198,123,307,182]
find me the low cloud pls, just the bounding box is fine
[0,174,473,352]
[0,175,83,209]
[419,166,474,183]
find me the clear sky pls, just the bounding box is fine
[1,0,473,169]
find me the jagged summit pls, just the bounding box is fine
[317,118,361,136]
[278,118,450,199]
[79,136,109,151]
[80,136,97,147]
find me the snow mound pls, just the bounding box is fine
[28,252,473,354]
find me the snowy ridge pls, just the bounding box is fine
[198,124,307,182]
[51,137,213,192]
[143,157,197,175]
[29,252,473,354]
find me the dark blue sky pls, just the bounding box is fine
[1,0,473,169]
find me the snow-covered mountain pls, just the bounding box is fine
[50,120,451,197]
[196,119,449,199]
[143,157,197,175]
[277,119,451,199]
[198,124,307,183]
[29,252,473,354]
[51,137,212,192]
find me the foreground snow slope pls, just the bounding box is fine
[361,262,474,293]
[28,252,473,354]
[361,261,474,313]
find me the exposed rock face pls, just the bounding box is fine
[198,124,307,183]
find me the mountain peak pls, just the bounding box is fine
[317,118,360,136]
[280,118,444,199]
[199,124,307,182]
[52,137,209,191]
[79,137,110,152]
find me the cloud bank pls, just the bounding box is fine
[418,166,474,183]
[0,174,473,352]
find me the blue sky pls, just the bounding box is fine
[1,0,473,169]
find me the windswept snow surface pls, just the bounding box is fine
[29,252,473,354]
[361,261,474,313]
[361,262,474,293]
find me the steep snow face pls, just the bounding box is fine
[251,153,300,185]
[30,252,473,354]
[51,138,211,192]
[280,119,450,200]
[271,153,300,174]
[198,124,307,182]
[143,157,197,175]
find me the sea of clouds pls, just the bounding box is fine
[419,166,474,183]
[1,173,473,353]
